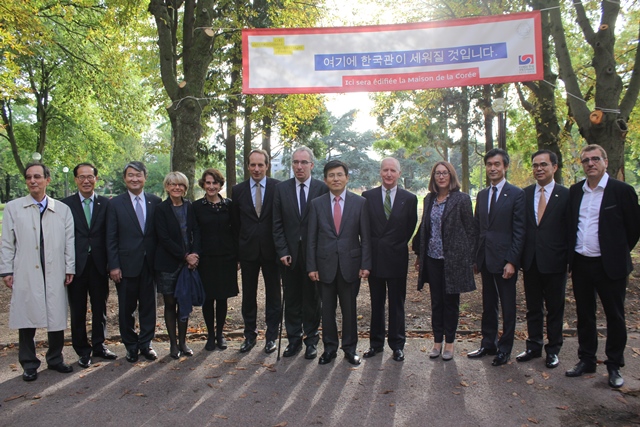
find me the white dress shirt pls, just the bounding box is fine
[128,191,146,221]
[575,173,609,257]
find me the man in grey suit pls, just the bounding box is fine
[273,146,328,360]
[107,161,162,363]
[468,148,526,366]
[307,160,371,366]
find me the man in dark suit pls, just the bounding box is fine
[106,161,161,363]
[565,144,640,388]
[307,160,371,366]
[516,150,569,369]
[361,158,417,362]
[62,163,116,369]
[468,148,525,366]
[273,146,328,360]
[232,149,281,354]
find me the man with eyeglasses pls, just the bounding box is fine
[517,150,569,369]
[0,162,75,381]
[62,163,116,369]
[273,146,328,359]
[565,144,640,388]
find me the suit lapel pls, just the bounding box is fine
[538,185,561,226]
[144,192,155,235]
[488,184,509,227]
[441,192,459,222]
[288,179,301,220]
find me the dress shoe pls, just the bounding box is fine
[78,355,92,369]
[565,360,596,377]
[305,345,318,360]
[180,343,194,357]
[429,345,442,359]
[491,352,510,366]
[392,349,405,362]
[363,347,383,358]
[48,362,73,373]
[344,352,361,365]
[216,335,228,350]
[125,349,139,363]
[283,342,302,358]
[93,348,117,360]
[205,337,216,351]
[318,351,337,365]
[467,347,497,358]
[442,343,454,361]
[607,367,624,388]
[22,369,38,382]
[264,340,277,354]
[140,347,158,361]
[239,339,256,353]
[545,354,560,369]
[516,349,542,362]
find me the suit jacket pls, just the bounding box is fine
[521,183,570,274]
[474,182,526,274]
[273,177,329,267]
[106,191,162,277]
[154,198,200,273]
[61,192,109,276]
[307,191,372,283]
[231,177,280,261]
[361,186,417,279]
[568,177,640,280]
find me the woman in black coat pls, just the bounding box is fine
[155,172,200,359]
[193,168,238,351]
[413,161,477,360]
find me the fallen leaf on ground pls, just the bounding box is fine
[4,393,27,402]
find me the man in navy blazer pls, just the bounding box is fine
[62,163,116,369]
[565,144,640,388]
[307,160,371,366]
[361,158,417,362]
[273,147,328,360]
[517,150,569,369]
[106,161,161,363]
[469,148,526,366]
[232,149,281,354]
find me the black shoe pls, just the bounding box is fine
[344,352,361,365]
[239,339,256,353]
[216,335,228,350]
[264,341,277,354]
[607,367,624,388]
[467,347,497,358]
[283,342,302,358]
[565,360,596,377]
[78,355,92,369]
[205,337,216,351]
[93,348,117,360]
[546,354,560,369]
[515,349,542,362]
[48,362,73,373]
[180,344,194,357]
[491,352,510,366]
[125,349,139,363]
[363,347,383,358]
[140,347,158,361]
[305,345,318,360]
[318,351,337,365]
[170,344,181,359]
[22,369,38,382]
[392,349,405,362]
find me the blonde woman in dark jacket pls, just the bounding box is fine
[413,162,477,360]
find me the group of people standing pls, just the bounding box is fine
[0,143,637,391]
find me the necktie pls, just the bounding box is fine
[333,196,342,233]
[135,196,145,231]
[37,202,44,213]
[537,188,547,225]
[299,183,306,216]
[255,182,262,216]
[384,189,392,219]
[489,186,497,218]
[83,198,92,226]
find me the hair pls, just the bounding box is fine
[73,162,98,177]
[292,146,315,163]
[247,149,270,166]
[530,149,558,166]
[198,168,225,188]
[381,157,401,172]
[428,161,461,193]
[484,148,510,167]
[323,160,349,178]
[122,161,147,177]
[163,171,189,192]
[580,144,607,160]
[24,162,50,179]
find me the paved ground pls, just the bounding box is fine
[0,335,639,427]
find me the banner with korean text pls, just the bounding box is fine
[242,12,542,94]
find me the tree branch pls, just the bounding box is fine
[620,23,640,120]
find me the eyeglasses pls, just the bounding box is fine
[76,175,96,182]
[434,171,449,177]
[167,183,185,188]
[292,160,311,166]
[580,156,603,165]
[532,162,550,170]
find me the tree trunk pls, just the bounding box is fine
[243,98,253,181]
[460,87,470,193]
[262,115,272,176]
